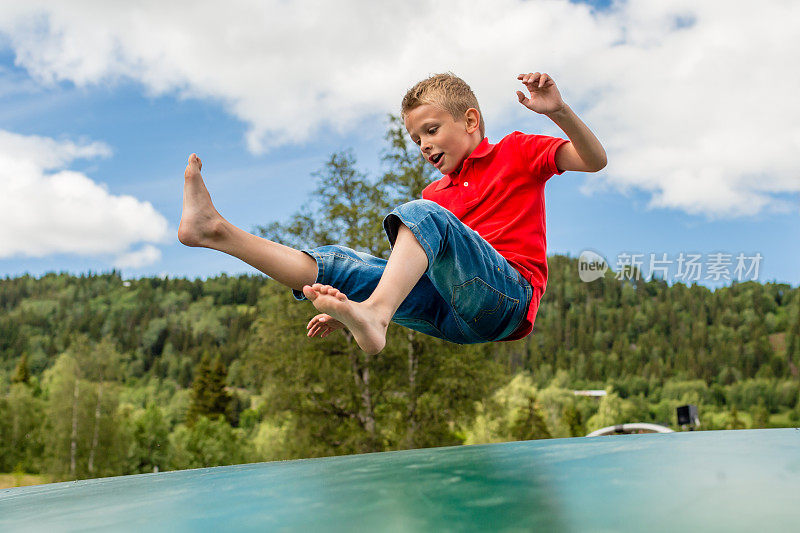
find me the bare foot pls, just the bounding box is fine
[307,313,345,338]
[302,284,389,355]
[178,154,226,247]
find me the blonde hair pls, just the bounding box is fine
[401,72,485,137]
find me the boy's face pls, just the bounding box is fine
[404,103,479,175]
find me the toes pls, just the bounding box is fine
[323,285,338,297]
[302,285,317,300]
[312,284,348,301]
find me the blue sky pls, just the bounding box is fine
[0,1,797,289]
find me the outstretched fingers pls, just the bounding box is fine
[306,312,345,338]
[517,72,550,88]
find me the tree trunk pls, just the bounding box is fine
[88,381,103,475]
[345,332,376,446]
[360,356,375,437]
[70,378,79,479]
[406,330,419,448]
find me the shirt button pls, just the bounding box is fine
[463,182,469,187]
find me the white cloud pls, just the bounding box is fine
[0,0,798,218]
[0,129,169,263]
[113,244,162,269]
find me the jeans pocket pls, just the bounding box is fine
[452,277,519,341]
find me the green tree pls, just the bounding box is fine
[42,351,85,480]
[726,405,745,430]
[40,336,126,481]
[751,398,770,428]
[510,396,552,441]
[187,355,233,426]
[168,416,250,470]
[563,402,584,437]
[248,119,505,455]
[125,403,170,474]
[586,391,626,432]
[0,383,45,472]
[11,354,30,385]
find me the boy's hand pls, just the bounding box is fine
[307,313,345,338]
[516,72,565,116]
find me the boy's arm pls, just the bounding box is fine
[517,72,607,173]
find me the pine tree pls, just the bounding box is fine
[510,396,552,441]
[752,398,770,429]
[727,406,745,430]
[12,353,30,385]
[187,355,232,426]
[563,402,584,437]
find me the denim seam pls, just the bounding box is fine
[327,252,384,269]
[500,281,533,340]
[293,249,326,301]
[314,251,328,285]
[450,308,470,341]
[493,265,524,286]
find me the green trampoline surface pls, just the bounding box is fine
[2,428,798,532]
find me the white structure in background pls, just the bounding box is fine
[585,423,674,437]
[573,390,607,398]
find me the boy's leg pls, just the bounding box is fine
[178,154,318,291]
[301,223,428,355]
[383,199,532,344]
[305,198,532,349]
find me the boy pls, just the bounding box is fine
[179,71,606,356]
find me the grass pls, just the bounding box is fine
[0,473,50,490]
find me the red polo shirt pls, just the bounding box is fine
[421,131,568,341]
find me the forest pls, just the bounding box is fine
[1,117,798,485]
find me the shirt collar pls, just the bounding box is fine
[434,138,495,191]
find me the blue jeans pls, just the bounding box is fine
[292,199,533,344]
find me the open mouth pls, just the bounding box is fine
[430,153,443,166]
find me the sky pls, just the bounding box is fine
[0,0,797,289]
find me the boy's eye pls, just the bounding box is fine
[428,127,437,135]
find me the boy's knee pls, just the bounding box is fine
[392,199,450,224]
[315,244,346,255]
[384,199,451,253]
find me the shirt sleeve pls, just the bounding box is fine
[513,131,569,183]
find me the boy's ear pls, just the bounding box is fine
[464,108,480,134]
